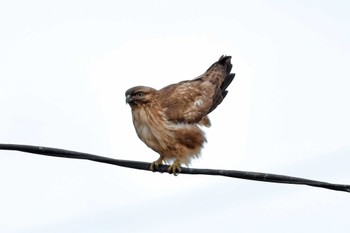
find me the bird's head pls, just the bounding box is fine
[125,86,157,107]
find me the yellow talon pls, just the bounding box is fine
[167,160,182,176]
[150,158,163,172]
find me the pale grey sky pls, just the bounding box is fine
[1,1,349,232]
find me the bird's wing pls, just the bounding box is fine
[159,56,235,124]
[159,80,215,124]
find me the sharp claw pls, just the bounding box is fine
[167,160,182,176]
[150,163,156,172]
[150,158,163,172]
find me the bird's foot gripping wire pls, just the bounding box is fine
[150,158,163,172]
[167,160,182,176]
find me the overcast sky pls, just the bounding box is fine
[1,0,350,232]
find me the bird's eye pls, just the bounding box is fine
[136,92,144,97]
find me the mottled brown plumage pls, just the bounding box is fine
[125,55,235,174]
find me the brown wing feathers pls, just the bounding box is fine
[139,55,234,124]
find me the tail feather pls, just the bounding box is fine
[217,55,233,75]
[218,56,235,99]
[207,55,232,73]
[207,55,235,114]
[221,73,235,93]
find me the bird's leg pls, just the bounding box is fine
[167,159,182,176]
[150,156,163,172]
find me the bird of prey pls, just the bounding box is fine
[125,55,235,175]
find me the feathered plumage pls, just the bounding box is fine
[125,55,235,174]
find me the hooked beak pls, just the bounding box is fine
[125,94,133,104]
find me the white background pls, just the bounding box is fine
[1,0,349,232]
